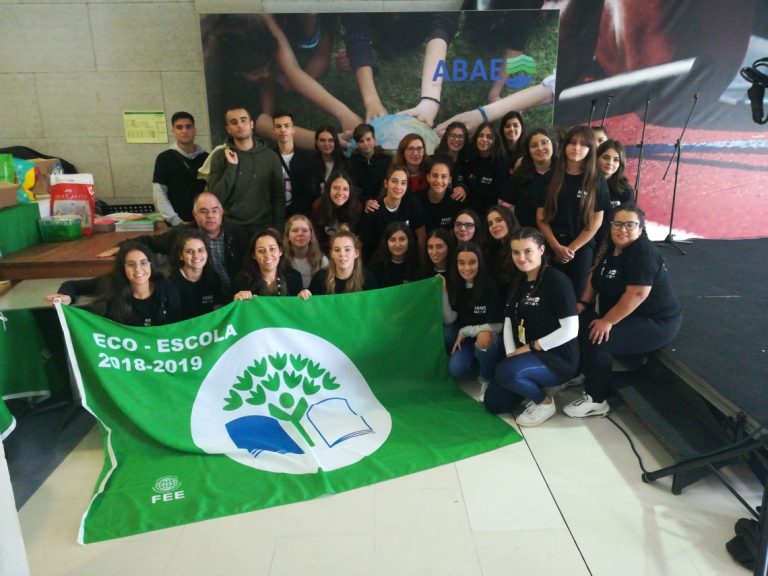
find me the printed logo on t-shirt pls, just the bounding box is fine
[523,295,541,307]
[610,199,621,208]
[576,189,588,199]
[473,305,487,315]
[440,217,452,226]
[604,269,617,279]
[202,295,214,305]
[480,176,493,185]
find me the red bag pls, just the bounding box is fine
[50,175,95,235]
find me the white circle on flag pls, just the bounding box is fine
[190,328,392,473]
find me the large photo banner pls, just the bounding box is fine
[200,10,558,150]
[469,0,768,240]
[200,4,767,240]
[56,279,521,543]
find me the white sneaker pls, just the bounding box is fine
[563,394,610,418]
[477,377,490,403]
[516,398,556,427]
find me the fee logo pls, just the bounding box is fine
[190,329,392,474]
[151,475,185,504]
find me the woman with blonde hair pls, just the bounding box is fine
[283,214,328,288]
[308,228,378,295]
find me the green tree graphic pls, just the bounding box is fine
[223,353,341,448]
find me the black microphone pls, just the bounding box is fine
[748,84,767,124]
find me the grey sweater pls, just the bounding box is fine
[207,138,284,234]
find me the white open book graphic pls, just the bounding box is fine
[307,397,374,448]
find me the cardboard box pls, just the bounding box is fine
[0,180,18,209]
[29,158,62,197]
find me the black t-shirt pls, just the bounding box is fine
[608,182,636,210]
[367,259,419,288]
[58,276,181,326]
[415,191,462,232]
[360,195,426,260]
[454,279,503,329]
[506,266,578,381]
[464,155,508,216]
[153,149,208,222]
[538,173,610,245]
[592,235,682,321]
[505,170,552,229]
[308,269,378,295]
[169,269,226,319]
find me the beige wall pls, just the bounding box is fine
[0,0,461,204]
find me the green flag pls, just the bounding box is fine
[56,277,521,543]
[0,400,14,440]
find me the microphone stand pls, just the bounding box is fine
[659,94,698,255]
[634,94,651,199]
[600,93,614,126]
[588,99,597,125]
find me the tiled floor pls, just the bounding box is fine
[17,386,759,576]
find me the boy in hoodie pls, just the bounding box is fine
[207,106,284,234]
[348,124,392,206]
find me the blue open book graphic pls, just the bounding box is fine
[226,415,304,457]
[307,398,374,448]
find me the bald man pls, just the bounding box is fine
[99,192,248,295]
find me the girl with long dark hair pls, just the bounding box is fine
[168,229,225,319]
[311,170,363,251]
[46,241,181,326]
[444,241,503,398]
[503,128,556,229]
[484,228,579,426]
[420,227,455,279]
[536,125,610,297]
[433,121,470,202]
[360,163,427,261]
[367,221,421,287]
[499,110,526,170]
[312,126,347,194]
[233,228,303,298]
[484,205,519,294]
[464,122,508,215]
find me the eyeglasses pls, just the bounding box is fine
[448,133,465,140]
[454,222,475,230]
[610,221,640,231]
[405,146,424,153]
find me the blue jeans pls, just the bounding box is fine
[446,326,500,382]
[485,353,561,414]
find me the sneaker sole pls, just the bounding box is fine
[563,407,610,419]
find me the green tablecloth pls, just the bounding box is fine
[0,309,68,438]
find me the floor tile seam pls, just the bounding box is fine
[454,461,490,573]
[518,427,594,576]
